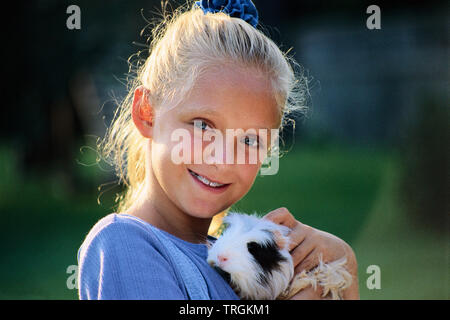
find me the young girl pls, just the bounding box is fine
[77,0,359,300]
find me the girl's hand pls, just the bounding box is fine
[263,207,359,300]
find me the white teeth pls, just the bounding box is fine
[190,170,225,188]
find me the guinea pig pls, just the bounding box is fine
[207,212,294,300]
[207,212,353,300]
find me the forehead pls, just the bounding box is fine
[179,65,281,129]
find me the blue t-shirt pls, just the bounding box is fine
[77,213,239,300]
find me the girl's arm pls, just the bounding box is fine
[264,207,360,300]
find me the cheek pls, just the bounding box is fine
[151,114,190,164]
[235,163,260,189]
[150,142,182,196]
[150,124,188,185]
[162,126,202,165]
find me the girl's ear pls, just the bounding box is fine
[132,85,154,138]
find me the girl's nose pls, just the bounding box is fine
[202,131,236,165]
[202,135,229,165]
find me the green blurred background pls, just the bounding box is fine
[1,0,448,299]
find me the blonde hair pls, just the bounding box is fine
[99,1,309,232]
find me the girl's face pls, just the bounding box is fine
[149,65,280,218]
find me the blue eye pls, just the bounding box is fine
[242,136,259,147]
[193,119,211,130]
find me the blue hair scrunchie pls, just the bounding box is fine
[194,0,259,28]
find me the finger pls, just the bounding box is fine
[286,222,311,251]
[294,248,327,274]
[290,238,315,268]
[273,230,289,250]
[288,285,323,300]
[263,207,297,229]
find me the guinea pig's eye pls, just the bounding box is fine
[247,240,287,273]
[247,241,261,253]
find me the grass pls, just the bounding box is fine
[0,143,447,299]
[352,161,449,299]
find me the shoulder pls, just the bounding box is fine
[78,213,166,263]
[77,214,188,299]
[83,213,148,236]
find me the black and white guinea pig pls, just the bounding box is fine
[207,212,294,300]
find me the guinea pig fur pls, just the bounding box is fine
[207,213,294,300]
[207,213,353,300]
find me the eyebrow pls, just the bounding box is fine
[184,105,221,118]
[183,105,275,130]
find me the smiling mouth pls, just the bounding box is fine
[188,169,230,188]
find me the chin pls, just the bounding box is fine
[180,180,235,219]
[185,202,224,219]
[180,195,230,218]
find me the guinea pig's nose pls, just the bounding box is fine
[218,254,228,264]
